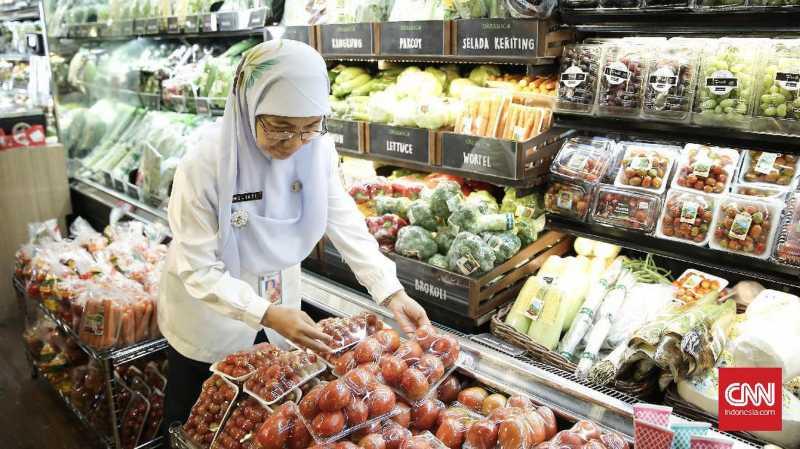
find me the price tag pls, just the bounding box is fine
[202,13,218,33]
[125,183,141,199]
[470,333,525,357]
[185,15,200,32]
[101,170,113,187]
[248,7,268,28]
[167,16,181,33]
[217,11,239,31]
[440,133,518,179]
[460,352,478,371]
[326,119,360,153]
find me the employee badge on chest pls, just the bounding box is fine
[231,209,249,228]
[258,271,283,305]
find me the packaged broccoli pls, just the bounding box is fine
[446,232,496,276]
[435,226,457,254]
[447,203,480,232]
[376,196,412,219]
[484,232,522,264]
[395,226,438,260]
[515,214,546,247]
[429,181,463,219]
[407,200,438,232]
[427,254,449,270]
[465,190,500,213]
[500,187,544,219]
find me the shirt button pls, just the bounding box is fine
[291,181,303,192]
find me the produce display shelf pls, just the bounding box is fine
[554,114,800,154]
[298,269,759,448]
[0,53,30,61]
[16,278,169,365]
[321,54,557,66]
[70,176,170,234]
[560,7,800,34]
[38,374,116,449]
[547,215,800,291]
[340,149,549,188]
[55,27,265,43]
[0,5,39,21]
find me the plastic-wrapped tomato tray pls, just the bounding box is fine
[211,343,286,382]
[318,313,380,353]
[211,397,272,449]
[739,150,799,189]
[709,195,782,260]
[614,143,679,194]
[656,189,718,246]
[297,370,401,443]
[183,375,239,449]
[671,144,739,196]
[244,351,325,406]
[590,186,661,234]
[250,402,312,449]
[544,176,594,221]
[120,383,151,449]
[551,137,612,183]
[379,325,461,403]
[327,327,402,376]
[672,269,729,304]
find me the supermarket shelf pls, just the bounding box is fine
[299,270,760,448]
[547,215,800,291]
[15,277,169,365]
[0,107,44,118]
[39,375,116,449]
[322,54,557,66]
[340,150,549,188]
[554,114,800,154]
[0,53,30,61]
[70,176,170,233]
[54,27,265,43]
[561,7,800,34]
[0,5,39,21]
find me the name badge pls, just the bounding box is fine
[233,191,263,203]
[259,271,283,305]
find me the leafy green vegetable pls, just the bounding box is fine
[395,226,438,260]
[446,232,496,275]
[407,200,438,231]
[468,65,501,86]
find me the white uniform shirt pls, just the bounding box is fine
[158,131,403,363]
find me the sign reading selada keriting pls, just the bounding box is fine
[320,23,373,55]
[368,124,430,164]
[379,21,446,55]
[456,19,540,57]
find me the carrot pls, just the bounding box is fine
[487,97,502,138]
[102,299,114,348]
[475,99,489,136]
[496,100,510,139]
[504,105,519,140]
[149,302,160,338]
[133,301,145,339]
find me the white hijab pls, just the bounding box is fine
[216,39,332,278]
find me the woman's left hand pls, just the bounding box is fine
[385,291,431,335]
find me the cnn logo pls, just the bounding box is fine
[719,367,782,431]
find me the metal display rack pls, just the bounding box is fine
[15,277,167,449]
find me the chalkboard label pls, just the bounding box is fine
[456,19,539,58]
[391,254,470,309]
[248,7,268,28]
[167,16,181,33]
[202,13,217,33]
[100,170,113,187]
[145,18,160,34]
[195,98,211,116]
[113,177,125,193]
[470,333,526,357]
[441,133,518,179]
[185,15,200,32]
[125,183,141,199]
[369,124,430,164]
[283,26,311,44]
[379,21,445,55]
[217,11,239,31]
[120,20,134,36]
[134,19,147,35]
[327,119,361,154]
[320,23,373,55]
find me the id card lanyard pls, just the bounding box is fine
[258,271,284,305]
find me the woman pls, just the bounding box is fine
[158,40,430,430]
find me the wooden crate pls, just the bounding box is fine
[318,231,572,320]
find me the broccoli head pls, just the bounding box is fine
[407,199,438,231]
[515,214,546,247]
[375,196,412,219]
[395,226,438,260]
[446,231,496,276]
[465,190,499,214]
[483,232,522,264]
[427,254,449,270]
[429,180,463,220]
[434,226,457,254]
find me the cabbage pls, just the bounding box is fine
[393,98,419,127]
[440,64,460,88]
[448,78,478,99]
[468,65,501,86]
[415,98,452,130]
[425,67,447,88]
[397,68,443,98]
[368,90,398,123]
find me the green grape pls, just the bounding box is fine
[777,103,788,117]
[765,106,777,116]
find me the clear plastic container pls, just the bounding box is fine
[318,312,383,354]
[297,372,401,443]
[597,42,647,117]
[244,351,326,406]
[752,40,800,133]
[551,137,612,183]
[774,193,800,267]
[692,39,760,128]
[211,343,286,382]
[656,189,719,246]
[613,142,680,194]
[590,186,662,233]
[120,385,150,449]
[183,375,239,449]
[642,40,700,121]
[381,325,461,403]
[544,176,595,221]
[324,326,401,376]
[672,268,729,304]
[557,44,603,115]
[462,405,558,449]
[709,194,782,259]
[732,184,789,199]
[738,150,799,188]
[249,402,311,449]
[211,397,272,449]
[141,387,165,443]
[671,144,740,196]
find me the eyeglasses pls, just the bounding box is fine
[258,118,328,142]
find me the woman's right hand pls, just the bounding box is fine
[261,305,333,354]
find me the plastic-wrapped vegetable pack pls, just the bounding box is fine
[446,232,496,276]
[642,39,700,121]
[557,44,603,114]
[395,226,439,260]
